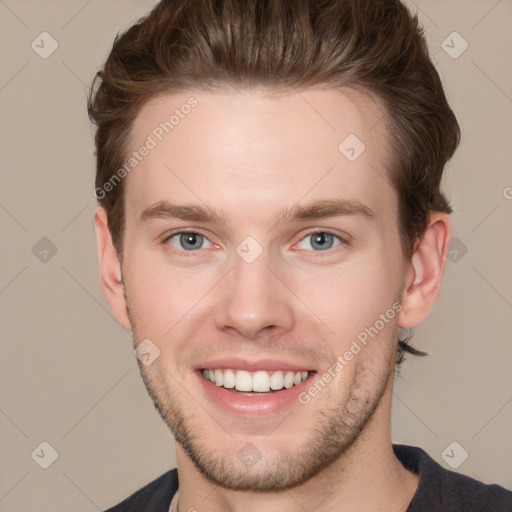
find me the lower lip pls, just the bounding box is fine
[196,371,314,417]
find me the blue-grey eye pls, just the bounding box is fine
[168,232,212,251]
[298,232,341,251]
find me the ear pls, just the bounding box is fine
[398,212,451,329]
[94,207,132,331]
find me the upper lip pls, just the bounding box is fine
[194,358,315,372]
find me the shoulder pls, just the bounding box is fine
[393,444,512,512]
[104,468,178,512]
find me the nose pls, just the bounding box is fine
[213,249,295,340]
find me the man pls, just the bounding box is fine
[89,0,512,510]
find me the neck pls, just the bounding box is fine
[175,378,418,512]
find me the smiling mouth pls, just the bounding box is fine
[201,368,311,394]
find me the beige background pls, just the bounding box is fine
[0,1,511,510]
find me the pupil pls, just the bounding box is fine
[312,232,332,250]
[181,233,201,249]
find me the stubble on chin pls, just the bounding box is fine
[132,333,394,491]
[124,283,398,492]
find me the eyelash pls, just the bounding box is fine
[162,229,348,256]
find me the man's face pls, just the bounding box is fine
[120,87,407,491]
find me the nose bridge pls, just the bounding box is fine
[213,244,294,338]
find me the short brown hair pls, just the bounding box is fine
[88,0,460,360]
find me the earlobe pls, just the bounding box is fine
[398,212,451,329]
[94,207,132,330]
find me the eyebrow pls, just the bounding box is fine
[276,198,375,224]
[139,198,375,226]
[139,202,227,224]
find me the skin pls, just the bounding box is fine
[95,87,451,512]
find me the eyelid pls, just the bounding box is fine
[292,229,349,252]
[163,228,208,241]
[306,228,349,242]
[162,229,217,252]
[161,228,349,254]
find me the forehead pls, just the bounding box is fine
[125,86,395,224]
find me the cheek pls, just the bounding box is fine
[123,250,218,338]
[290,253,402,347]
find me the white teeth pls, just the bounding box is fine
[202,368,309,392]
[284,371,294,389]
[223,369,235,388]
[252,371,270,392]
[270,371,284,390]
[235,370,252,392]
[214,369,223,387]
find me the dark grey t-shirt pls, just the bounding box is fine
[105,444,512,511]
